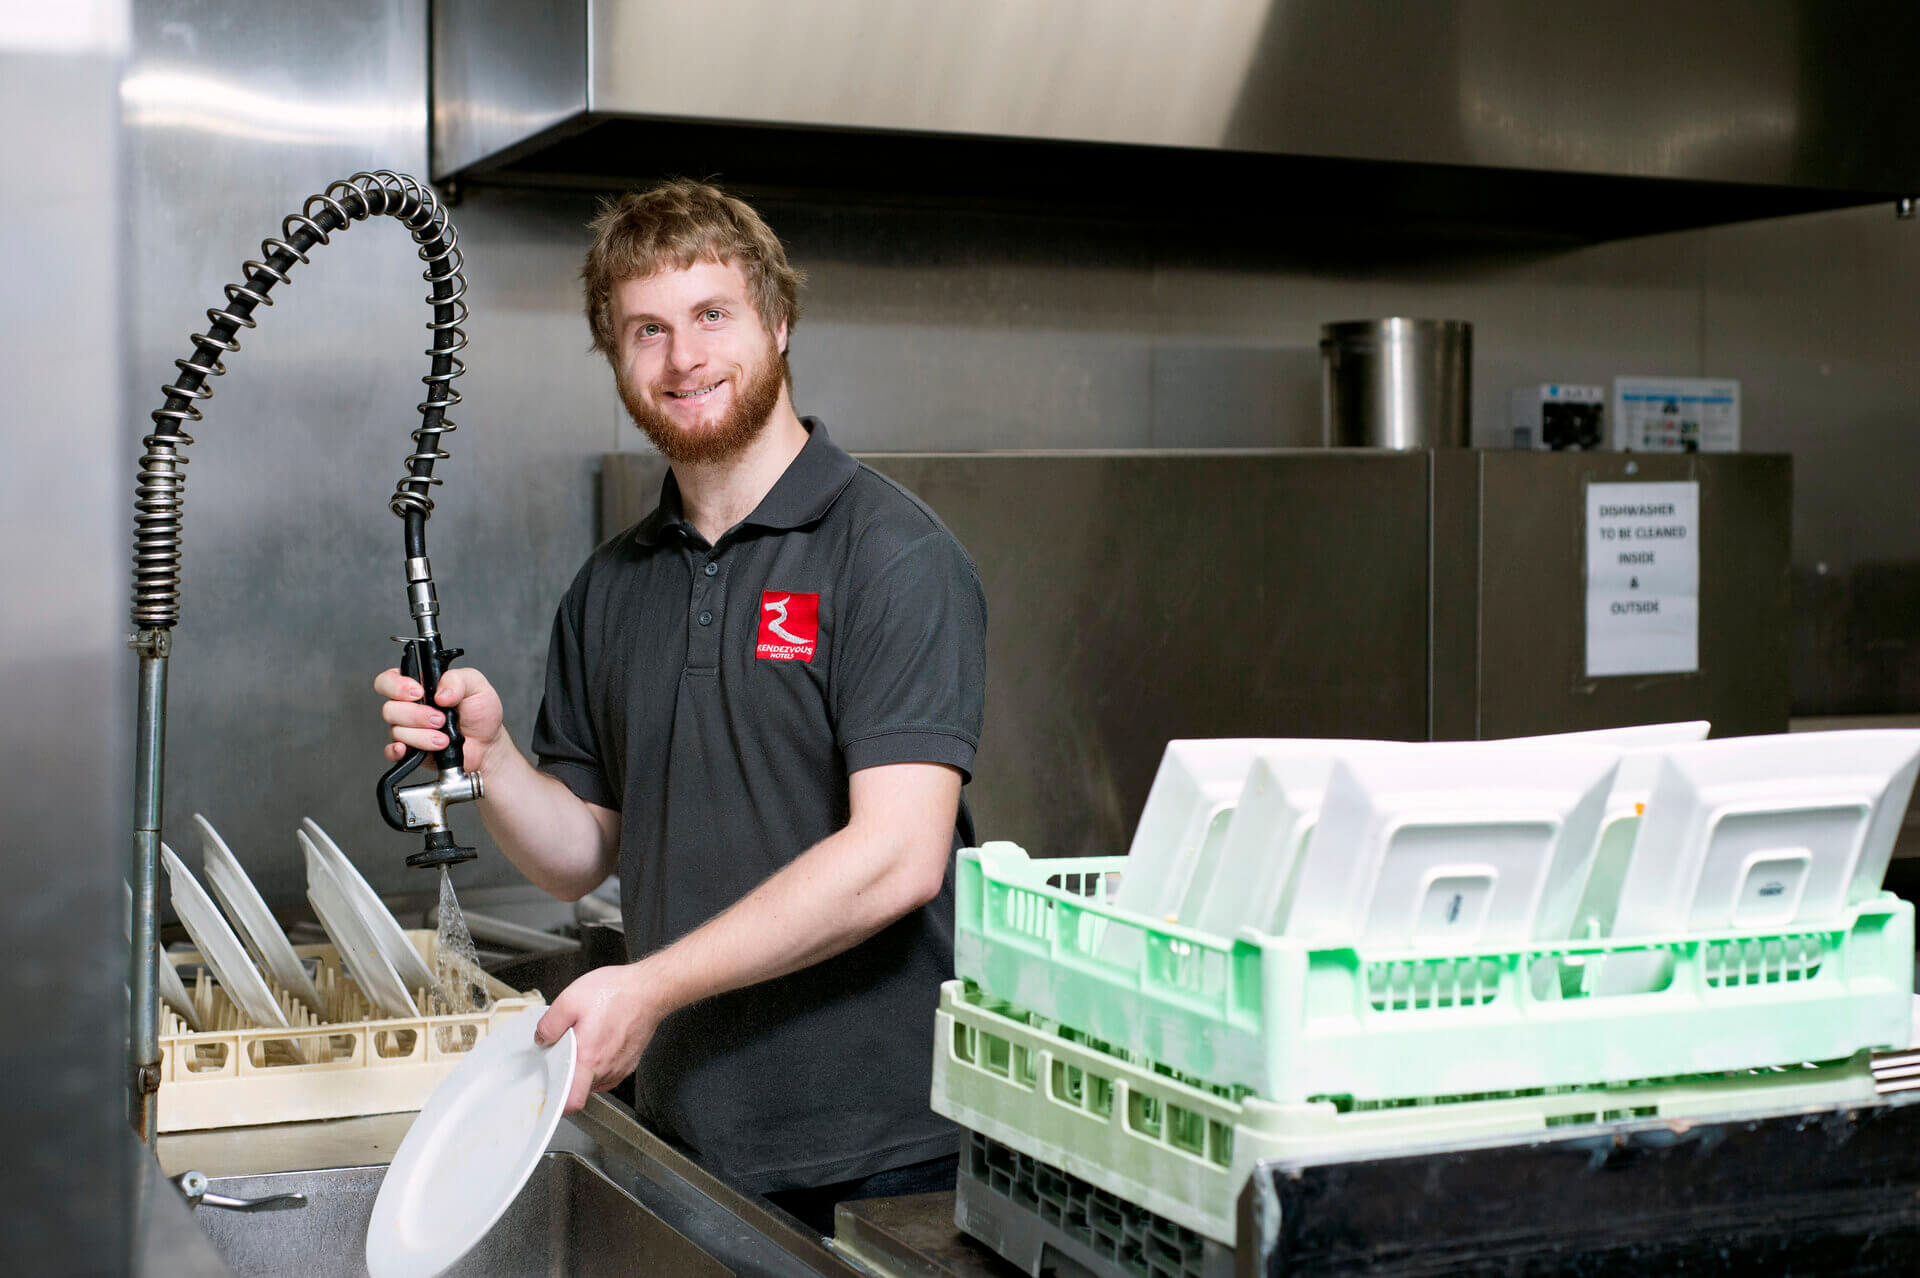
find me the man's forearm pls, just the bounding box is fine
[641,817,940,1013]
[532,761,959,1106]
[473,729,619,901]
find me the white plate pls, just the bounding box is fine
[365,1014,575,1278]
[1428,726,1711,942]
[156,944,201,1032]
[161,843,290,1033]
[1111,740,1272,925]
[128,879,201,1031]
[1563,735,1709,939]
[195,815,325,1016]
[300,818,438,994]
[1182,740,1410,939]
[1286,746,1621,946]
[1494,721,1711,753]
[301,831,418,1019]
[1610,729,1920,937]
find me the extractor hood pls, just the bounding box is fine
[432,0,1920,240]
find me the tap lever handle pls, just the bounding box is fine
[171,1170,306,1213]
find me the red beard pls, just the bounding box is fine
[618,338,787,466]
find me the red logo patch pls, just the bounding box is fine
[756,591,819,662]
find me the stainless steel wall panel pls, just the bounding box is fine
[1150,343,1323,449]
[0,24,134,1275]
[1473,452,1793,740]
[1694,209,1920,715]
[876,452,1434,858]
[1428,447,1481,741]
[784,323,1157,452]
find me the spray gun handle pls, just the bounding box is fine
[400,638,467,772]
[376,743,426,831]
[376,637,482,867]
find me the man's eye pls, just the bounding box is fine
[639,323,662,338]
[703,309,724,323]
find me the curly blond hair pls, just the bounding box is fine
[581,180,805,365]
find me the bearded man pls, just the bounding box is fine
[374,180,986,1228]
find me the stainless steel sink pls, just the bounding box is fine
[196,1151,732,1277]
[168,1098,867,1278]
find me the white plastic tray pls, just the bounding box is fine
[1285,746,1621,946]
[1612,729,1920,936]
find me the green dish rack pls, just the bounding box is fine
[932,980,1886,1247]
[953,843,1914,1106]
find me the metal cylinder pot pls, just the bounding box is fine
[1320,318,1472,449]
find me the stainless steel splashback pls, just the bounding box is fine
[435,0,1920,236]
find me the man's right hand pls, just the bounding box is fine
[374,665,505,774]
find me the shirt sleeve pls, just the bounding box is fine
[833,530,988,781]
[529,567,619,810]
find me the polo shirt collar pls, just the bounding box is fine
[630,418,859,547]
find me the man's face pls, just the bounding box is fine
[610,258,788,466]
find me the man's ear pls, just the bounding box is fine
[776,319,789,356]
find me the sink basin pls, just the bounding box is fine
[194,1151,733,1277]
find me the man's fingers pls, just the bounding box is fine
[433,667,488,707]
[534,1002,575,1049]
[381,699,445,730]
[372,668,422,702]
[389,727,449,753]
[565,1070,592,1115]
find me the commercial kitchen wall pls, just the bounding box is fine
[127,0,1920,905]
[3,6,133,1272]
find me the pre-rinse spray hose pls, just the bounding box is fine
[128,171,480,1140]
[134,168,466,621]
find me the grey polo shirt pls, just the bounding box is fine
[529,419,986,1192]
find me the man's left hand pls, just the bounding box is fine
[534,962,658,1113]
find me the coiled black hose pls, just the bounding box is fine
[132,170,467,628]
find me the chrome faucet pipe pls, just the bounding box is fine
[128,631,169,1143]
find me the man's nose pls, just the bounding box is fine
[664,331,708,375]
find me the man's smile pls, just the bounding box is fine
[666,381,723,400]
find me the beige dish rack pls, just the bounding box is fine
[157,929,543,1133]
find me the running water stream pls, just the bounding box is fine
[431,868,491,1047]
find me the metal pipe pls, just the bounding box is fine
[129,632,170,1144]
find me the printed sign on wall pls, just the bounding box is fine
[1612,377,1740,453]
[1585,481,1700,677]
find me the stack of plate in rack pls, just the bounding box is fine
[161,840,299,1051]
[158,814,445,1031]
[152,817,542,1134]
[195,814,324,1016]
[1111,723,1920,952]
[298,819,437,1018]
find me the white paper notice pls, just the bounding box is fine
[1585,481,1699,677]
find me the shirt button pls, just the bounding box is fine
[703,561,718,577]
[698,610,713,626]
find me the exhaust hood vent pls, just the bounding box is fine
[433,0,1920,241]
